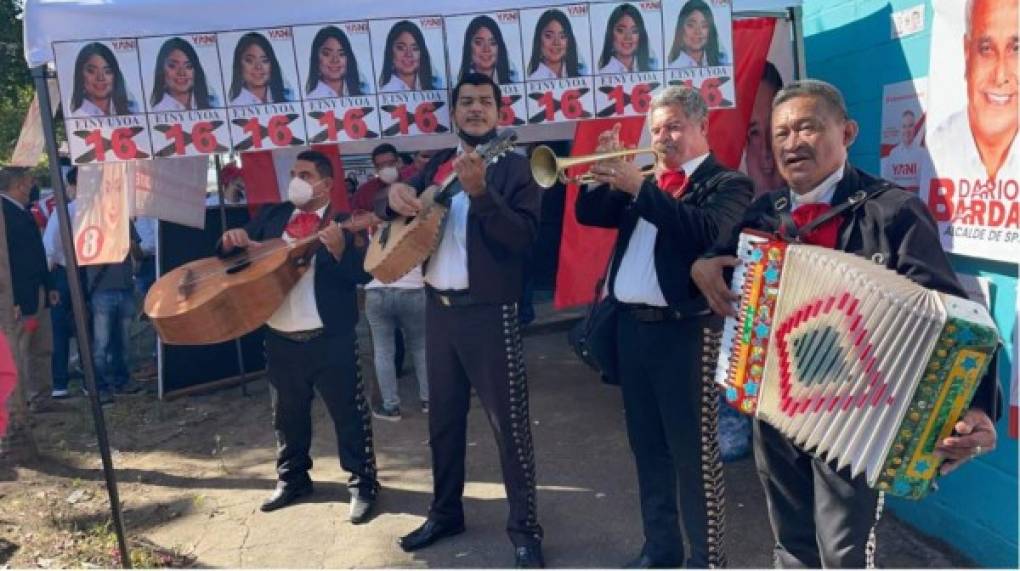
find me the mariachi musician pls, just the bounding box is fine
[218,150,379,523]
[692,79,1001,568]
[378,73,545,568]
[577,85,753,568]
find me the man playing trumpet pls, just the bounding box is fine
[576,85,753,568]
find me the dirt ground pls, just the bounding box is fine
[0,328,975,569]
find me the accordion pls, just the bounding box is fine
[715,231,999,499]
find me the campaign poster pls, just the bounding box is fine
[53,39,153,164]
[72,163,132,266]
[740,17,795,198]
[923,0,1019,263]
[370,17,451,137]
[521,4,597,124]
[217,28,308,153]
[880,79,931,193]
[663,0,736,109]
[139,34,231,158]
[293,22,382,144]
[589,1,665,119]
[445,11,528,127]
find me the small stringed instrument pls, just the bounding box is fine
[144,211,373,345]
[364,129,518,283]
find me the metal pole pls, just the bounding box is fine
[31,65,132,568]
[213,155,250,397]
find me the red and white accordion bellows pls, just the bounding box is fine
[715,231,1000,499]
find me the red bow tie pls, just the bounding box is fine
[285,211,322,239]
[791,203,842,248]
[657,169,688,198]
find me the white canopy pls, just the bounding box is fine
[24,0,800,68]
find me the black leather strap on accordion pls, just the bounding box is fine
[774,181,895,243]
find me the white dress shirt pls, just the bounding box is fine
[151,93,194,112]
[43,201,76,268]
[527,62,564,80]
[266,205,328,332]
[928,110,1019,181]
[74,98,109,117]
[613,153,709,306]
[230,86,274,106]
[598,56,635,74]
[669,50,730,68]
[790,165,843,211]
[380,76,418,93]
[134,216,157,256]
[308,80,343,99]
[424,182,470,291]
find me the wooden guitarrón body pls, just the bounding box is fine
[364,186,448,283]
[144,238,314,345]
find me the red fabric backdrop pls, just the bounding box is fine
[553,17,777,309]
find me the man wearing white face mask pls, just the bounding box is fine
[355,143,429,421]
[219,150,378,523]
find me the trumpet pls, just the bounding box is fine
[530,145,658,188]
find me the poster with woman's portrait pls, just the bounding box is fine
[521,4,596,124]
[445,11,527,127]
[370,17,451,137]
[293,22,382,144]
[589,2,664,119]
[663,0,735,109]
[217,28,308,152]
[53,39,153,164]
[138,34,231,158]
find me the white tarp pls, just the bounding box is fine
[24,0,799,68]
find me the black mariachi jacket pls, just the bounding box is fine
[218,203,371,335]
[710,163,1001,418]
[576,153,754,316]
[375,147,541,305]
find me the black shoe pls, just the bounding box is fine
[397,519,466,552]
[260,481,313,512]
[623,554,680,569]
[349,492,376,524]
[372,404,402,422]
[515,545,545,568]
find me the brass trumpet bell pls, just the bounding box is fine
[529,145,658,188]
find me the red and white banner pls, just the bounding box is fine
[132,156,208,228]
[880,79,930,193]
[553,16,778,308]
[73,163,133,265]
[240,144,351,216]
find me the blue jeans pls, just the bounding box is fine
[91,288,135,392]
[50,267,74,392]
[364,288,428,408]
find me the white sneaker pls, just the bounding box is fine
[51,389,70,399]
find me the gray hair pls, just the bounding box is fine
[772,79,849,121]
[649,85,708,123]
[0,166,32,192]
[965,0,975,37]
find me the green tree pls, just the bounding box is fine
[1,0,34,163]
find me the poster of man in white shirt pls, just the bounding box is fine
[880,79,932,193]
[923,0,1018,263]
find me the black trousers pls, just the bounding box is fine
[617,310,726,568]
[426,295,542,548]
[753,420,881,568]
[265,328,378,497]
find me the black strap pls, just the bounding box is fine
[85,265,110,300]
[773,181,894,243]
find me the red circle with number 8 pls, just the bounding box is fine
[76,225,105,262]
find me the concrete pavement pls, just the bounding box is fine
[137,319,973,568]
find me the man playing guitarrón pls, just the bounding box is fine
[219,150,379,523]
[379,73,545,568]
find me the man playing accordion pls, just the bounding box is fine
[693,79,1000,568]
